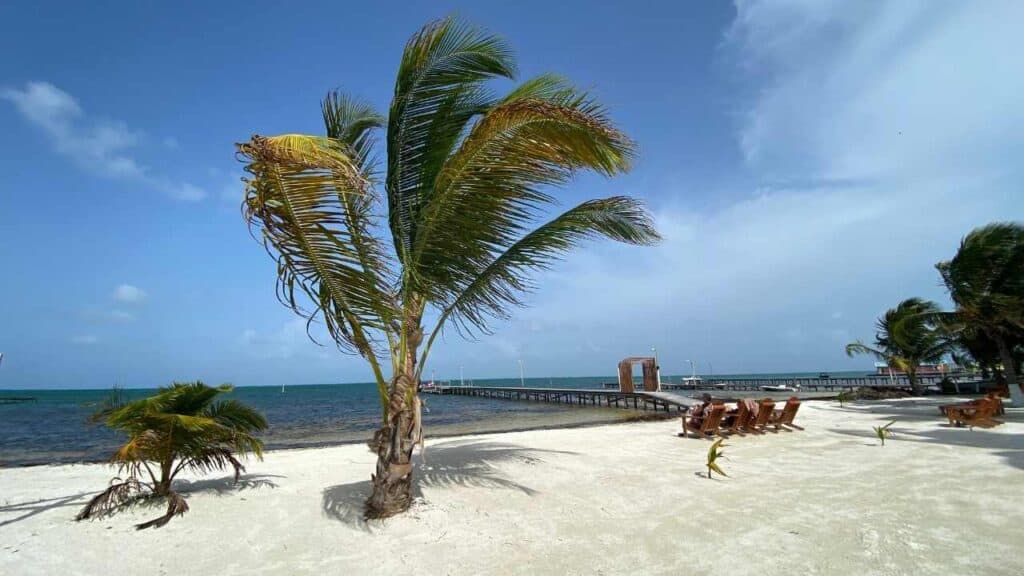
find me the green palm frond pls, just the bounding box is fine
[706,438,727,479]
[429,197,659,340]
[322,91,385,175]
[386,17,516,262]
[846,298,951,386]
[410,79,644,332]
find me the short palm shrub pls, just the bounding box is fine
[76,381,267,529]
[706,438,728,479]
[873,421,895,446]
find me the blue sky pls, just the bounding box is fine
[1,1,1021,389]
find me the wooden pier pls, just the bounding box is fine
[603,374,952,392]
[0,396,37,405]
[424,385,694,413]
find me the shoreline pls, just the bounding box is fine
[2,397,1021,575]
[0,408,680,469]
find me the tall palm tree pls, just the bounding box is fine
[937,222,1024,403]
[846,298,949,394]
[76,382,267,529]
[236,18,660,518]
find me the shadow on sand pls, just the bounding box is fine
[321,439,578,531]
[0,473,284,528]
[823,398,1024,470]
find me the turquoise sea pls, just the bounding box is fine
[0,371,868,466]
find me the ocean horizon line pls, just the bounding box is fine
[0,369,876,393]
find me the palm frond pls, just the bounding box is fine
[433,197,660,337]
[75,477,145,521]
[238,134,397,358]
[322,91,385,175]
[135,491,189,530]
[411,79,638,308]
[386,17,516,262]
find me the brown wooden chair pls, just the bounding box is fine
[683,404,727,439]
[770,397,803,431]
[748,399,776,433]
[946,398,1002,429]
[723,400,750,434]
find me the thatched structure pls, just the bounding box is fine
[617,357,658,393]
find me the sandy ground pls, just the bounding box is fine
[1,398,1022,576]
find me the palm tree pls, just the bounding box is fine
[937,222,1024,403]
[236,18,660,518]
[76,382,267,529]
[846,298,949,394]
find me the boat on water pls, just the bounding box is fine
[679,376,703,388]
[760,383,801,392]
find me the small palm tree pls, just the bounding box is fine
[706,438,728,479]
[76,382,267,529]
[836,389,855,407]
[873,421,895,446]
[846,298,949,394]
[237,18,659,518]
[937,222,1024,404]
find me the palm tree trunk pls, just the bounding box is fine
[995,334,1023,405]
[366,381,418,518]
[366,323,423,519]
[906,367,922,396]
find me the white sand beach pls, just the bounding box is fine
[2,398,1022,576]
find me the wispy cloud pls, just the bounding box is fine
[434,1,1024,377]
[1,81,206,201]
[239,319,333,361]
[71,335,98,345]
[113,283,147,304]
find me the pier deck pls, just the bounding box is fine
[423,385,694,413]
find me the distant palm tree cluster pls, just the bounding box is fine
[846,223,1024,403]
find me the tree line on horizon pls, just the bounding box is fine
[846,222,1024,403]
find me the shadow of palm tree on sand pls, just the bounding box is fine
[322,439,578,531]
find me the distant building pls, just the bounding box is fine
[874,362,947,376]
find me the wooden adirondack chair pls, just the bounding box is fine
[770,397,802,431]
[683,404,727,439]
[724,400,751,434]
[749,399,776,433]
[946,398,1002,429]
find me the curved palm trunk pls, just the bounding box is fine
[366,324,423,519]
[995,334,1023,405]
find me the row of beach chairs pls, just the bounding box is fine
[938,393,1004,429]
[682,397,802,439]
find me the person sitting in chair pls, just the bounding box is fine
[688,393,714,427]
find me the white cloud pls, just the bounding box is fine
[72,335,98,345]
[165,182,207,202]
[1,81,205,202]
[113,284,146,304]
[434,1,1024,377]
[163,136,179,148]
[239,319,332,360]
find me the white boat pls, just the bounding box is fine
[760,383,800,392]
[680,376,703,388]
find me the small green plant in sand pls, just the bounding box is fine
[837,389,855,407]
[706,438,728,479]
[873,421,895,446]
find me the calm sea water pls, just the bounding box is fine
[0,372,866,466]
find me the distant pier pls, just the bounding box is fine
[607,374,954,392]
[0,396,37,405]
[423,385,694,413]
